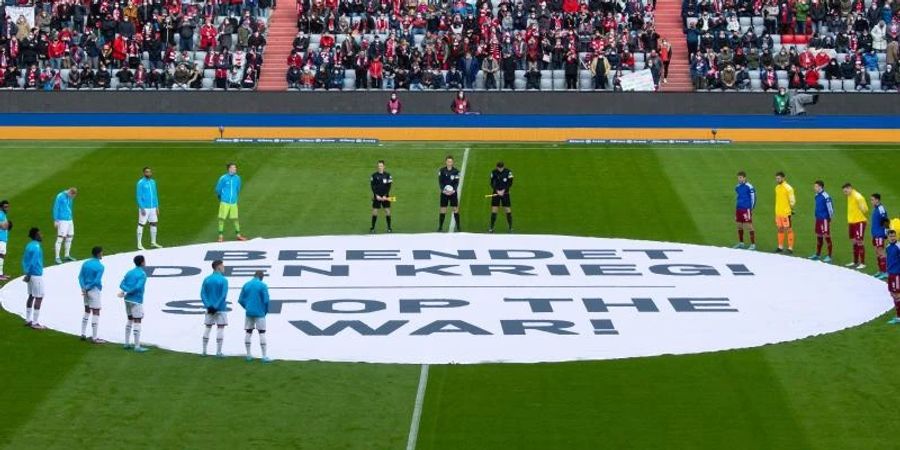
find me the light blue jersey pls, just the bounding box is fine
[53,191,74,221]
[201,272,229,311]
[119,267,147,303]
[215,174,241,205]
[22,240,43,276]
[0,210,8,242]
[136,178,159,209]
[78,258,104,291]
[238,278,270,318]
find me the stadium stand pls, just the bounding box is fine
[681,0,900,92]
[272,0,676,91]
[0,0,269,90]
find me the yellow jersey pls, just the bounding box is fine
[774,181,795,217]
[847,189,868,223]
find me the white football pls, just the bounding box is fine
[443,185,455,194]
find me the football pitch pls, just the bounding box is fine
[0,141,897,450]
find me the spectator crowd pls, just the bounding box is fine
[683,0,900,91]
[0,0,269,90]
[284,0,671,90]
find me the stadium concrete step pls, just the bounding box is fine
[654,0,692,92]
[258,4,295,91]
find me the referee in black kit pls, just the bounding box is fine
[370,160,393,233]
[437,155,461,232]
[489,161,513,233]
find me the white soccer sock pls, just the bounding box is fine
[203,326,211,353]
[245,332,252,357]
[133,323,142,347]
[0,256,5,275]
[26,307,33,322]
[150,225,158,244]
[216,327,224,354]
[54,237,63,259]
[91,315,99,340]
[125,322,133,345]
[259,333,267,358]
[137,225,144,245]
[32,308,40,324]
[81,312,90,336]
[64,237,73,257]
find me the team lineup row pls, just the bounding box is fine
[732,171,900,324]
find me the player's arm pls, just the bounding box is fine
[385,175,393,194]
[506,171,514,189]
[787,185,795,209]
[827,197,834,219]
[215,176,224,200]
[238,285,248,309]
[749,186,756,210]
[858,196,869,215]
[370,175,380,200]
[136,180,143,208]
[262,285,270,311]
[52,194,62,222]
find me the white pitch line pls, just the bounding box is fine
[405,363,430,450]
[448,147,470,233]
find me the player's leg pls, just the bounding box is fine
[489,196,500,232]
[217,202,228,241]
[856,227,866,269]
[785,217,794,252]
[453,205,461,232]
[137,210,147,249]
[384,204,392,232]
[54,230,64,263]
[81,303,91,340]
[0,241,7,280]
[132,317,146,351]
[31,296,43,328]
[503,195,513,232]
[874,239,887,277]
[735,211,745,248]
[125,316,134,348]
[202,311,214,355]
[257,317,269,362]
[25,294,34,325]
[747,218,756,249]
[439,194,449,231]
[90,308,100,342]
[775,216,785,252]
[891,291,900,324]
[149,207,161,247]
[230,204,244,240]
[370,200,380,232]
[63,223,75,260]
[244,330,253,360]
[216,323,226,356]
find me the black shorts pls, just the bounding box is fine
[491,193,511,207]
[440,192,459,207]
[372,199,391,209]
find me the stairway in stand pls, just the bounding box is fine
[655,0,693,92]
[258,3,295,91]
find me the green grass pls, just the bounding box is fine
[0,142,898,450]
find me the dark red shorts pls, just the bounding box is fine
[872,237,885,248]
[736,209,753,223]
[849,222,866,240]
[815,219,831,236]
[889,274,900,294]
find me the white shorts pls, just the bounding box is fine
[83,288,101,309]
[125,301,144,319]
[204,312,228,326]
[0,241,7,254]
[244,316,267,331]
[138,208,159,225]
[56,220,75,237]
[27,276,44,298]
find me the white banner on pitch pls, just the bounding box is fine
[0,234,889,363]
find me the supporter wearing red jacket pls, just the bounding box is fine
[798,48,815,69]
[48,37,66,69]
[200,20,218,50]
[804,67,822,89]
[112,34,128,67]
[814,49,830,69]
[369,56,384,88]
